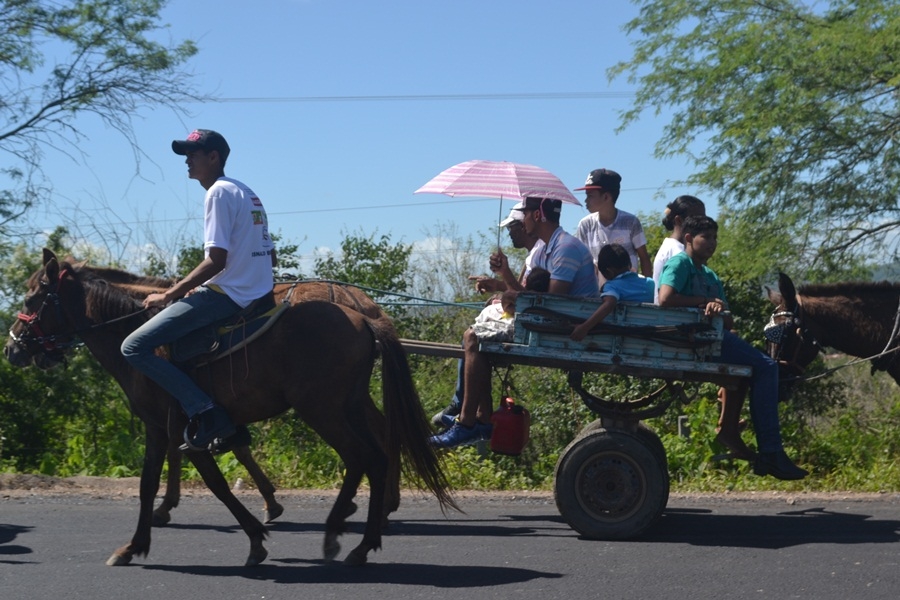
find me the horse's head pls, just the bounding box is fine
[4,249,86,369]
[765,272,824,380]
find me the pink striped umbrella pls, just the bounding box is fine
[414,159,581,205]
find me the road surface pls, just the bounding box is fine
[2,480,900,600]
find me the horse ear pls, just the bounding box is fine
[44,253,60,283]
[778,272,797,306]
[766,285,783,306]
[42,248,58,267]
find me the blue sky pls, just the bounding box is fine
[27,0,707,274]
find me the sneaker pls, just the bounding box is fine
[181,406,236,452]
[431,402,461,428]
[429,421,493,449]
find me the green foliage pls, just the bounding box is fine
[612,0,900,269]
[314,229,413,305]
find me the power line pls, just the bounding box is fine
[92,187,672,226]
[210,91,636,104]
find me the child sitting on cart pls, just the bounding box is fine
[570,244,654,342]
[657,215,807,481]
[471,268,551,342]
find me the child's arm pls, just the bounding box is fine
[658,284,714,308]
[570,296,618,341]
[658,284,734,328]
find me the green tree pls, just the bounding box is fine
[313,230,413,302]
[0,0,199,236]
[143,232,303,279]
[612,0,900,272]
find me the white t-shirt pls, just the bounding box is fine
[204,176,274,307]
[522,239,545,281]
[652,237,684,304]
[574,209,647,286]
[574,209,648,270]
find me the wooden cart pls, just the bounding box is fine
[401,292,752,540]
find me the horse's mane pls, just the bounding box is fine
[796,280,900,352]
[64,261,171,322]
[798,280,900,299]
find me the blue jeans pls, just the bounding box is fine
[121,287,240,417]
[719,330,783,453]
[450,356,464,410]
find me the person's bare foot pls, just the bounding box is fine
[714,429,757,461]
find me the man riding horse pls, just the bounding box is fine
[120,129,277,452]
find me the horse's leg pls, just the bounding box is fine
[187,450,269,566]
[888,363,900,388]
[231,444,284,523]
[323,464,364,562]
[152,440,182,526]
[344,446,388,566]
[107,427,168,566]
[364,396,400,523]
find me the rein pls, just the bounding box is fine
[782,345,900,384]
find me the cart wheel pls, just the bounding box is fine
[554,428,668,540]
[578,421,668,471]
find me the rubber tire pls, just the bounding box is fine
[578,420,668,472]
[554,428,669,540]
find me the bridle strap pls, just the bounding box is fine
[10,267,148,357]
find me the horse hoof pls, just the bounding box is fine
[106,551,132,566]
[151,509,171,527]
[245,546,268,567]
[264,502,284,524]
[323,534,341,562]
[344,547,369,566]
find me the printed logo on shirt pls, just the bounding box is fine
[251,210,265,225]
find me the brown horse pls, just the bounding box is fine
[153,279,401,527]
[4,250,456,566]
[766,272,900,385]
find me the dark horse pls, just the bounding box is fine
[4,250,457,566]
[152,279,403,528]
[766,273,900,385]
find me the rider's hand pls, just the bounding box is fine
[143,292,170,309]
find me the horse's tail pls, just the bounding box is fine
[367,316,459,513]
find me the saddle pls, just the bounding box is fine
[168,291,288,367]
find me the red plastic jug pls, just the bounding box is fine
[490,396,530,456]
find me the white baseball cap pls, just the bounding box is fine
[499,202,526,227]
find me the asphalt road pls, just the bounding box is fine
[2,489,900,600]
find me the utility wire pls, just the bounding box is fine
[210,91,636,103]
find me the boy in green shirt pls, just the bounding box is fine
[659,216,807,480]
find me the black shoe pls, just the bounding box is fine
[753,450,809,481]
[208,424,251,455]
[181,406,236,452]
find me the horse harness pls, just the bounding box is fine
[765,294,900,381]
[9,267,147,363]
[763,298,823,378]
